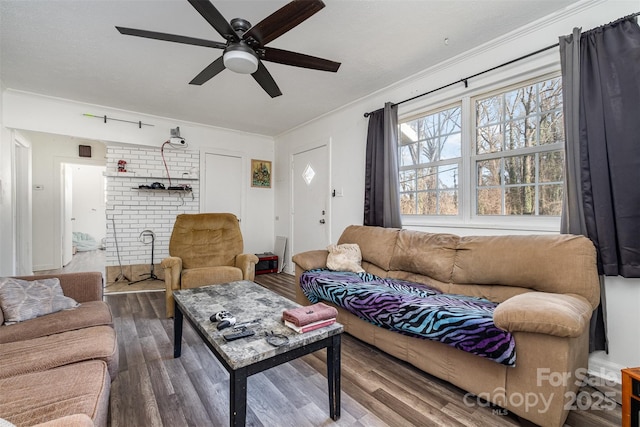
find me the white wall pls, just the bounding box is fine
[275,0,640,378]
[3,90,275,268]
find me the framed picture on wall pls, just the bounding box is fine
[251,159,272,188]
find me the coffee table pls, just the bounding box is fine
[173,280,343,426]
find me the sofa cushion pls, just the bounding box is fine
[326,243,365,273]
[0,301,113,344]
[301,269,516,366]
[337,225,399,271]
[0,277,79,325]
[390,230,459,284]
[0,325,118,379]
[451,234,600,308]
[181,266,243,289]
[493,292,593,338]
[0,360,110,427]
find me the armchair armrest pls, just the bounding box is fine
[161,256,183,318]
[493,292,593,338]
[12,272,103,303]
[236,253,259,281]
[161,256,183,291]
[292,250,329,271]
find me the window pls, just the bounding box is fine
[399,105,462,215]
[398,74,564,220]
[474,77,564,215]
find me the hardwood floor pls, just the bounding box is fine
[105,273,622,427]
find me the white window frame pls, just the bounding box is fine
[399,65,563,233]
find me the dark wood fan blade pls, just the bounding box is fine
[116,27,226,49]
[252,62,282,98]
[187,0,237,41]
[261,47,340,72]
[189,56,226,85]
[243,0,325,47]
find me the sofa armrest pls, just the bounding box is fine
[292,250,329,271]
[12,272,103,303]
[493,292,593,338]
[236,253,259,281]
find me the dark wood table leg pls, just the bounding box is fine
[230,366,248,427]
[326,334,341,420]
[173,302,183,358]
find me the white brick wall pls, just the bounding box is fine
[105,145,200,266]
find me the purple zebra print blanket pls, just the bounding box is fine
[300,269,516,366]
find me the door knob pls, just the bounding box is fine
[319,219,326,224]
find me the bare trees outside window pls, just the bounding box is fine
[475,77,564,216]
[399,106,461,215]
[398,75,564,219]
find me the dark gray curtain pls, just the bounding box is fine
[364,102,402,228]
[559,15,640,352]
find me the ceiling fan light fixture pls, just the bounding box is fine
[223,45,259,74]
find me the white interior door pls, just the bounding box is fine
[292,145,329,258]
[203,152,243,221]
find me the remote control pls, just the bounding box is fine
[223,329,255,341]
[217,319,236,330]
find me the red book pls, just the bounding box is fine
[282,302,338,327]
[284,318,336,333]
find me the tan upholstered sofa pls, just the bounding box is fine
[162,213,259,317]
[0,272,118,427]
[292,225,600,427]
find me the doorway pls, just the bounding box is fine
[30,143,107,272]
[292,143,330,260]
[62,163,107,265]
[60,163,107,267]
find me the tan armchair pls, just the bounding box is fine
[161,213,259,317]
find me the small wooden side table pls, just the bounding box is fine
[622,367,640,427]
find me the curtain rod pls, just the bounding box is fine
[363,10,640,118]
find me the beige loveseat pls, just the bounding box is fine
[292,225,600,427]
[0,272,118,427]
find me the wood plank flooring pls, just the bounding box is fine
[105,273,622,427]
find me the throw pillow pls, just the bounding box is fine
[0,277,79,325]
[326,243,365,273]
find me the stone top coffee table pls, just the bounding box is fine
[173,280,343,427]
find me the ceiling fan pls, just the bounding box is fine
[116,0,341,98]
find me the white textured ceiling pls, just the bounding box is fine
[0,0,581,136]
